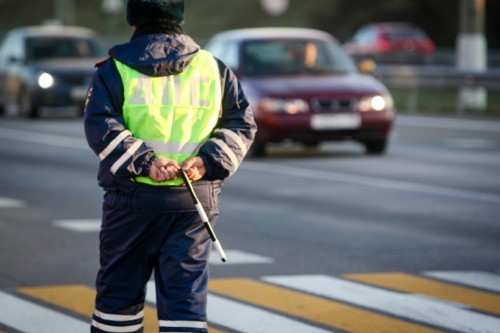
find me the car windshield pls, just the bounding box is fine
[383,30,427,40]
[242,39,355,76]
[26,36,106,60]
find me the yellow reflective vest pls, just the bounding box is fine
[114,50,221,186]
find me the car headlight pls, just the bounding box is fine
[358,94,393,112]
[258,98,309,114]
[37,72,55,89]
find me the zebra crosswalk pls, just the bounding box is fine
[1,270,499,333]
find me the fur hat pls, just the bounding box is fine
[127,0,185,26]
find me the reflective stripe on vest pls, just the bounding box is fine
[114,50,221,185]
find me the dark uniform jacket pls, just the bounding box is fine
[84,33,256,191]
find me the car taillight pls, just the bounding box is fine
[377,39,390,52]
[424,40,436,53]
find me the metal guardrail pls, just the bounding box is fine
[372,65,500,113]
[350,48,500,92]
[350,48,500,68]
[373,65,500,91]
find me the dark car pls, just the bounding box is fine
[343,22,435,63]
[205,27,395,156]
[0,25,107,118]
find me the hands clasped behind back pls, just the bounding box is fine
[149,156,206,183]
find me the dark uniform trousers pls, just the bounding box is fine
[91,181,220,333]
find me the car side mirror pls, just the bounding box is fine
[357,58,376,74]
[231,65,244,78]
[230,65,239,74]
[7,55,22,64]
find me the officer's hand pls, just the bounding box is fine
[149,157,180,182]
[182,156,206,182]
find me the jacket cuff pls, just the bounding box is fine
[198,154,214,180]
[137,151,156,176]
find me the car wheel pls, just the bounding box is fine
[363,139,387,155]
[18,88,39,118]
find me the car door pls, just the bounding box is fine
[0,32,24,107]
[0,34,11,106]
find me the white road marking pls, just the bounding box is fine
[0,127,88,149]
[396,115,500,132]
[0,291,89,333]
[443,138,496,149]
[245,161,500,204]
[0,271,499,332]
[3,124,499,204]
[425,271,500,293]
[0,197,25,208]
[264,274,500,333]
[209,249,274,265]
[53,219,273,265]
[53,219,101,232]
[145,281,335,333]
[207,294,338,333]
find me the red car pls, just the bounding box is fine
[343,22,435,62]
[205,27,395,156]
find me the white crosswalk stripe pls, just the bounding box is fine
[207,294,336,333]
[425,271,500,293]
[0,271,499,333]
[145,281,336,333]
[264,274,500,333]
[0,291,89,333]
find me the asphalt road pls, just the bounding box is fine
[0,114,499,333]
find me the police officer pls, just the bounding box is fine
[84,0,256,332]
